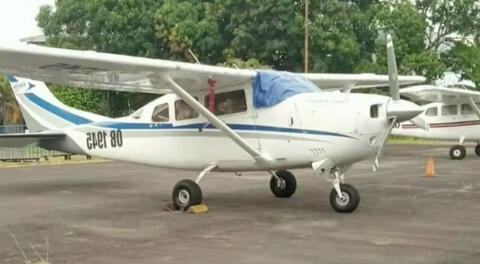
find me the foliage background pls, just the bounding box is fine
[1,0,480,120]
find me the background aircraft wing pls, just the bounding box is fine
[302,73,426,91]
[0,44,425,94]
[0,132,65,148]
[400,85,480,104]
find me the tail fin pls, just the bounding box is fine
[7,75,109,132]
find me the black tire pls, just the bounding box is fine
[270,170,297,198]
[329,183,360,213]
[475,144,480,157]
[172,179,202,210]
[449,145,466,160]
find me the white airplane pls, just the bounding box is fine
[0,35,425,213]
[393,84,480,160]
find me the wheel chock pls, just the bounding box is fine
[187,204,208,214]
[425,157,435,177]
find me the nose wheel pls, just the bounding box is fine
[329,183,360,213]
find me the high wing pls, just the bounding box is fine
[400,85,480,104]
[302,73,425,91]
[0,132,65,148]
[0,44,425,94]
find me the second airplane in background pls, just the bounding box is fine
[394,83,480,160]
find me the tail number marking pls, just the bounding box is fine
[86,130,123,150]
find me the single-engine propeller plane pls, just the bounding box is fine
[0,35,425,213]
[393,83,480,160]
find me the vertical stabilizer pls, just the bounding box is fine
[7,75,109,132]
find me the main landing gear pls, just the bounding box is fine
[449,145,466,160]
[171,166,360,213]
[269,170,297,198]
[449,143,480,160]
[269,169,360,213]
[448,137,480,160]
[171,165,216,210]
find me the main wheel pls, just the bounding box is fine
[449,145,466,160]
[475,144,480,157]
[270,170,297,198]
[329,183,360,213]
[172,179,202,210]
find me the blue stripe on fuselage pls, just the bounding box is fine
[95,121,355,139]
[24,93,92,125]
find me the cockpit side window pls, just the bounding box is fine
[152,103,169,122]
[205,90,247,116]
[370,104,379,118]
[175,99,199,121]
[425,107,438,117]
[441,105,458,116]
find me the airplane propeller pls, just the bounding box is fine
[373,34,424,171]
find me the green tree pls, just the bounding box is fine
[446,43,480,88]
[155,0,225,64]
[37,0,163,117]
[0,76,23,125]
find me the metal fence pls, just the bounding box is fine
[0,125,70,161]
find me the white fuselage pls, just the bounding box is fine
[393,102,480,142]
[52,90,392,171]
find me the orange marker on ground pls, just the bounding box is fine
[425,157,435,177]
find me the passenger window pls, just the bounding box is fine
[441,105,458,116]
[175,100,199,121]
[425,107,438,117]
[370,104,379,118]
[152,103,169,122]
[461,104,474,115]
[205,90,247,116]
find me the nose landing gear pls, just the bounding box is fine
[328,171,360,213]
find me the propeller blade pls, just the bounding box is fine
[410,116,429,130]
[373,117,397,172]
[386,34,400,101]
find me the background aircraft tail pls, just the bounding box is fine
[7,75,109,132]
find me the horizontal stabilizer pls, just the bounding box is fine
[0,132,65,148]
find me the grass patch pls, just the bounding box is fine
[388,135,439,145]
[0,155,110,168]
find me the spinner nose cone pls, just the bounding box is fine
[386,99,423,122]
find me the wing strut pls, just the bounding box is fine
[165,77,271,165]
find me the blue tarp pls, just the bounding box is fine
[252,71,320,109]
